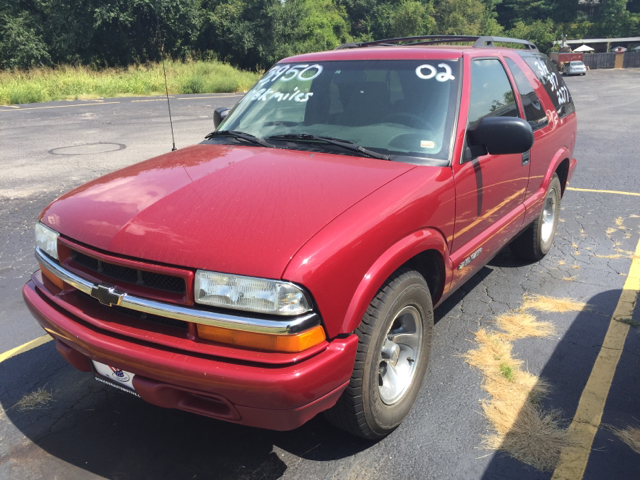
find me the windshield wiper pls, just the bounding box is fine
[206,130,274,148]
[268,134,389,160]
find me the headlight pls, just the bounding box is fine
[194,270,312,316]
[35,222,59,260]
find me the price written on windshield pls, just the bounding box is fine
[534,60,570,105]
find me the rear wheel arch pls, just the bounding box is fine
[555,158,570,196]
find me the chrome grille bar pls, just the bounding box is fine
[35,248,320,335]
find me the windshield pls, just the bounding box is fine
[217,60,461,163]
[570,61,584,66]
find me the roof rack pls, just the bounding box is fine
[335,35,538,51]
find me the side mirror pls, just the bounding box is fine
[213,108,230,129]
[466,117,534,157]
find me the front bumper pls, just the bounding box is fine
[23,276,358,430]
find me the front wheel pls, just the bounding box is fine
[324,269,434,439]
[510,174,562,261]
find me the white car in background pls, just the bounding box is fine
[562,61,587,76]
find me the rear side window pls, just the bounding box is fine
[505,58,548,131]
[467,58,519,127]
[519,52,575,118]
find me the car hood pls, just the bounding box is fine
[41,144,414,278]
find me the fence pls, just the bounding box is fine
[582,53,616,69]
[623,52,640,68]
[581,52,640,69]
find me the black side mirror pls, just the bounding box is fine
[466,116,534,158]
[213,108,230,129]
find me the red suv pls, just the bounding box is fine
[24,36,577,439]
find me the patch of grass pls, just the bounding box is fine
[521,294,588,314]
[14,387,52,411]
[483,405,569,472]
[0,61,260,105]
[499,363,515,382]
[495,312,555,340]
[465,311,569,472]
[605,424,640,454]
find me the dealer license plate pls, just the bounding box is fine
[93,360,139,396]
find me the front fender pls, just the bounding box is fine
[339,228,452,335]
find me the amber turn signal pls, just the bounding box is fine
[40,264,65,290]
[197,324,326,353]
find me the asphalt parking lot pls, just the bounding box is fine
[1,68,639,480]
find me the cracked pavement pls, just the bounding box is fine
[1,70,639,479]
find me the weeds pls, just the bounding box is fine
[495,312,555,340]
[0,61,260,105]
[499,363,515,382]
[615,317,639,328]
[605,424,640,455]
[521,294,588,314]
[465,301,573,471]
[14,387,52,411]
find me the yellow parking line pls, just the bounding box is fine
[0,101,120,112]
[567,186,640,197]
[0,335,53,363]
[0,105,20,109]
[131,98,173,102]
[552,238,640,480]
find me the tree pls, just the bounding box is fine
[0,12,50,69]
[268,0,351,64]
[506,18,558,53]
[591,0,635,37]
[435,0,487,35]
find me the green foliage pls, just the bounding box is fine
[0,61,259,105]
[1,0,639,73]
[506,18,558,53]
[436,0,487,35]
[375,1,436,38]
[268,0,351,62]
[0,13,51,69]
[591,0,638,37]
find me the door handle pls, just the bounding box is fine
[522,151,531,166]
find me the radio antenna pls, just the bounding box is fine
[162,57,177,151]
[156,3,177,151]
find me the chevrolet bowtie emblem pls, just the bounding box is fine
[91,284,124,306]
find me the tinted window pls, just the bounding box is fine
[468,59,519,127]
[505,58,548,131]
[519,52,575,118]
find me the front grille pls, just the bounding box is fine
[111,305,189,331]
[71,250,186,294]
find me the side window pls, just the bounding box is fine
[505,58,549,131]
[519,52,575,118]
[468,59,519,127]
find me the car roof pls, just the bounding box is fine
[282,46,469,63]
[279,35,538,63]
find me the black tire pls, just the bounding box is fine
[324,269,434,439]
[510,173,562,262]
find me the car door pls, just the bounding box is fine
[450,56,529,282]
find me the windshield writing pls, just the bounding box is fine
[219,60,460,162]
